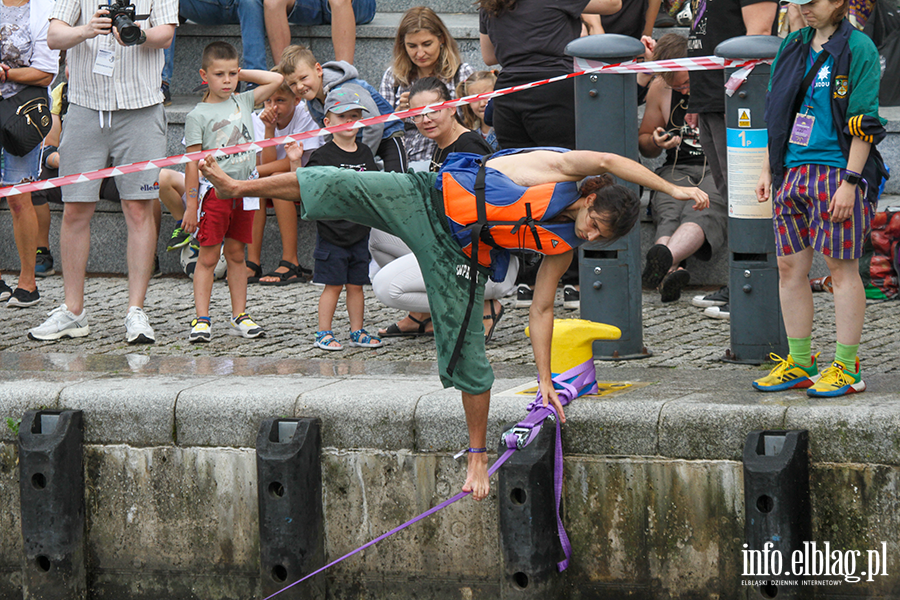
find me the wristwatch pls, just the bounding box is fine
[843,172,862,186]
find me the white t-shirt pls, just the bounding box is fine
[252,101,323,161]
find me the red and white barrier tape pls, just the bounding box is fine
[0,56,765,199]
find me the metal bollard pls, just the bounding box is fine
[18,410,86,600]
[743,430,811,599]
[498,420,562,599]
[256,417,324,600]
[566,35,651,360]
[717,36,788,364]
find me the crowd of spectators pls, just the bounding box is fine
[0,0,887,373]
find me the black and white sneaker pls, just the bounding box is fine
[514,284,533,309]
[703,303,730,320]
[7,287,41,308]
[563,285,579,310]
[691,286,729,308]
[0,280,12,302]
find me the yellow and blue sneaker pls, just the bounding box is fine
[753,353,820,392]
[807,358,866,397]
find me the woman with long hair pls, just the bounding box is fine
[0,0,59,307]
[379,6,475,163]
[370,77,514,341]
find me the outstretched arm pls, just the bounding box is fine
[529,251,572,423]
[559,151,709,209]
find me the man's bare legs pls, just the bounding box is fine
[60,202,96,314]
[461,390,490,501]
[655,222,706,272]
[120,199,158,309]
[264,0,356,64]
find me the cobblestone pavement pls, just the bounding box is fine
[1,272,899,375]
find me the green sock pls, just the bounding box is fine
[835,342,859,371]
[788,336,813,370]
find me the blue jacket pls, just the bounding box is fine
[765,19,888,203]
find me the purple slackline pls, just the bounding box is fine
[262,358,597,600]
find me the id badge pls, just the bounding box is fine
[93,48,115,77]
[789,113,814,146]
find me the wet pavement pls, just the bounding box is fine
[0,271,898,378]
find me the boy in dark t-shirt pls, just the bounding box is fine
[302,89,383,351]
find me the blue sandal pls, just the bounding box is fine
[315,330,343,351]
[349,328,383,348]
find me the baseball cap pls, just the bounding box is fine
[324,89,370,115]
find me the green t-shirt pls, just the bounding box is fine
[184,90,257,181]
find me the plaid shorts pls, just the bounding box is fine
[773,164,872,260]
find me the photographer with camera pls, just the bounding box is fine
[28,0,178,343]
[637,33,727,304]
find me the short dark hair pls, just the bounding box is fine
[201,41,239,71]
[409,76,452,103]
[581,175,640,242]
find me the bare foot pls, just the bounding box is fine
[462,451,489,501]
[378,312,433,336]
[199,155,238,198]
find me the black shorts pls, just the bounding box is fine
[312,236,371,286]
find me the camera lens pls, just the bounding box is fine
[113,15,142,45]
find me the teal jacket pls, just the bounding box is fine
[765,19,889,202]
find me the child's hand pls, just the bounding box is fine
[259,104,278,129]
[285,141,303,170]
[182,208,198,234]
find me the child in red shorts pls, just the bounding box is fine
[182,42,283,342]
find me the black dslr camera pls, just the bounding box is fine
[99,0,150,45]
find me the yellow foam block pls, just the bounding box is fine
[526,319,621,374]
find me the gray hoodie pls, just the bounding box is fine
[307,60,391,155]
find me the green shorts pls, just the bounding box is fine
[296,167,494,395]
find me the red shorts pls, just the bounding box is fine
[197,189,253,246]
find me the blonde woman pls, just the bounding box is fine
[379,6,474,163]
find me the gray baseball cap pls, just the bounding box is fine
[324,89,370,115]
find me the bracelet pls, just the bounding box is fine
[453,446,487,459]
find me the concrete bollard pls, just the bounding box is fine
[565,34,651,360]
[18,410,86,600]
[256,417,324,600]
[717,36,788,364]
[498,420,561,599]
[503,319,618,597]
[743,430,811,599]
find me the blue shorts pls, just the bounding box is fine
[287,0,375,25]
[1,143,42,186]
[313,235,371,286]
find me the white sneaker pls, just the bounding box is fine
[28,304,90,341]
[703,303,731,320]
[125,306,155,344]
[229,313,264,338]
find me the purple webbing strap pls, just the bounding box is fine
[260,358,597,599]
[261,447,517,600]
[519,359,597,572]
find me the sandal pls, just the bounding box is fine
[349,328,383,348]
[483,300,504,343]
[315,330,343,351]
[260,260,311,286]
[246,261,262,284]
[379,314,434,337]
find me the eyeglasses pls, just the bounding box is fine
[665,81,691,92]
[407,108,447,123]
